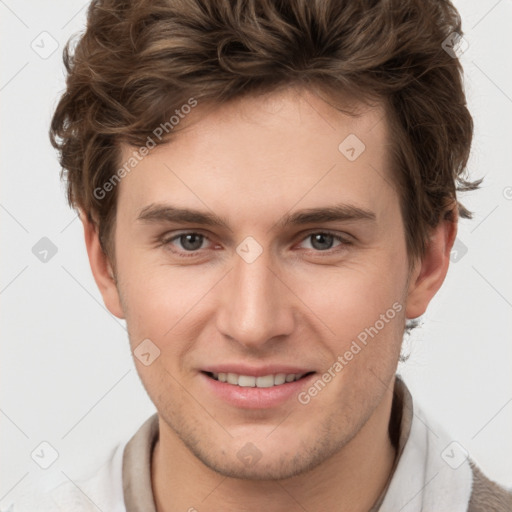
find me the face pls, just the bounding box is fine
[90,86,434,480]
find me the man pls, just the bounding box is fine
[15,0,512,510]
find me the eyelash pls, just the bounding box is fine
[158,230,352,258]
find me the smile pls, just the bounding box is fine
[205,372,313,388]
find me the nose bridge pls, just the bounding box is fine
[217,244,293,347]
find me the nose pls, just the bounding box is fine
[216,245,295,350]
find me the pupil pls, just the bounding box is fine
[182,234,203,251]
[311,233,333,250]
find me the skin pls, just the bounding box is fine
[82,85,457,512]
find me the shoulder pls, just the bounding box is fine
[9,443,126,512]
[468,461,512,512]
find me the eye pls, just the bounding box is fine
[158,230,351,258]
[161,232,211,254]
[298,232,349,252]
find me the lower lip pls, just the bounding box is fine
[200,372,316,409]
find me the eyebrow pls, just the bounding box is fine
[136,203,376,231]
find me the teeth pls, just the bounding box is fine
[238,375,256,387]
[227,373,238,385]
[274,373,286,385]
[256,375,274,388]
[210,372,307,387]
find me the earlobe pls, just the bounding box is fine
[405,208,458,320]
[80,211,125,319]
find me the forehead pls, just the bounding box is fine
[116,86,395,223]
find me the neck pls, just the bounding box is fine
[152,385,397,512]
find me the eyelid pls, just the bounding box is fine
[294,229,352,251]
[158,229,352,255]
[297,228,352,241]
[159,230,215,253]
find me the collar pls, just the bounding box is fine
[122,376,472,511]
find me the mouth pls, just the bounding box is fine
[202,371,315,388]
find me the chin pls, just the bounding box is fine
[181,425,351,482]
[192,448,327,481]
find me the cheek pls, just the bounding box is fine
[117,230,408,354]
[293,257,405,331]
[117,256,216,352]
[297,260,407,386]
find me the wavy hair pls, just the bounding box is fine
[50,0,480,265]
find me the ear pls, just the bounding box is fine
[405,206,458,319]
[80,211,125,319]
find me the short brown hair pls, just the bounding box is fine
[50,0,480,266]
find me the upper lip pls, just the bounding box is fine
[201,364,315,377]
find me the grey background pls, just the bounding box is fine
[1,0,511,505]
